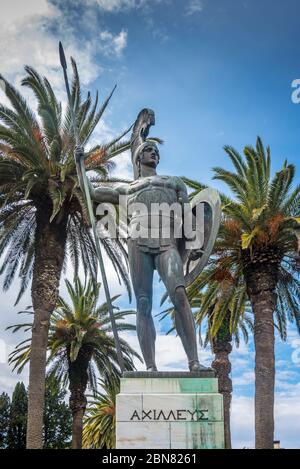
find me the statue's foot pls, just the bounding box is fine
[147,365,158,372]
[189,360,210,372]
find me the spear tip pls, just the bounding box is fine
[59,41,67,70]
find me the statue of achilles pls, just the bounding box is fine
[75,109,220,372]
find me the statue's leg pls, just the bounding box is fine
[128,240,157,371]
[155,247,203,371]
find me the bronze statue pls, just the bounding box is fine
[75,109,221,372]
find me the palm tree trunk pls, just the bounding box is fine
[211,319,233,449]
[26,205,67,449]
[68,345,93,449]
[245,264,278,449]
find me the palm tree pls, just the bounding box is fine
[209,313,234,450]
[0,63,132,448]
[183,137,300,448]
[8,277,141,448]
[187,261,289,448]
[83,376,119,449]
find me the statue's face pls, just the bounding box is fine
[140,144,159,168]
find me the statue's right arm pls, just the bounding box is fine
[93,185,121,204]
[75,145,124,205]
[75,145,96,198]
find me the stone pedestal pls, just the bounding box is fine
[116,371,225,449]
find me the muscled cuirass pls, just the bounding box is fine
[124,175,183,253]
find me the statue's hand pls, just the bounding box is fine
[189,249,203,261]
[75,145,85,163]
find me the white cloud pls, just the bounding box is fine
[233,370,254,386]
[0,0,127,100]
[120,330,213,371]
[99,29,128,56]
[185,0,204,16]
[231,391,300,449]
[231,395,255,448]
[86,0,157,12]
[0,1,62,84]
[111,150,133,180]
[91,0,140,11]
[0,0,57,23]
[84,0,171,14]
[0,363,28,395]
[231,357,250,368]
[113,30,128,54]
[0,0,131,163]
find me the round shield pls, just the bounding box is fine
[179,188,222,288]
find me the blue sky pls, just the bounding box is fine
[0,0,299,449]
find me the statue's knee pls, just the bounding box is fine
[137,295,152,316]
[174,286,188,307]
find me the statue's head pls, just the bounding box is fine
[133,142,159,177]
[139,143,159,168]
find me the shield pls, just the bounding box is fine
[179,188,222,288]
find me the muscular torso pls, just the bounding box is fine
[115,175,185,253]
[127,175,179,205]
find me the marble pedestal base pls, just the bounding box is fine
[116,371,225,449]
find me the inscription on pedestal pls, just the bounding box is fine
[130,408,209,422]
[116,374,225,449]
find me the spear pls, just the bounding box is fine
[59,41,125,372]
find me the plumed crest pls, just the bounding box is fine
[131,108,155,179]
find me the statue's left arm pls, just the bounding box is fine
[176,177,189,204]
[176,177,202,258]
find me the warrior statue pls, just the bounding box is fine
[75,109,221,372]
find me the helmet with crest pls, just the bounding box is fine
[130,108,159,179]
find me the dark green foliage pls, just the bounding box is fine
[0,392,10,448]
[7,382,27,449]
[0,379,72,449]
[43,377,72,449]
